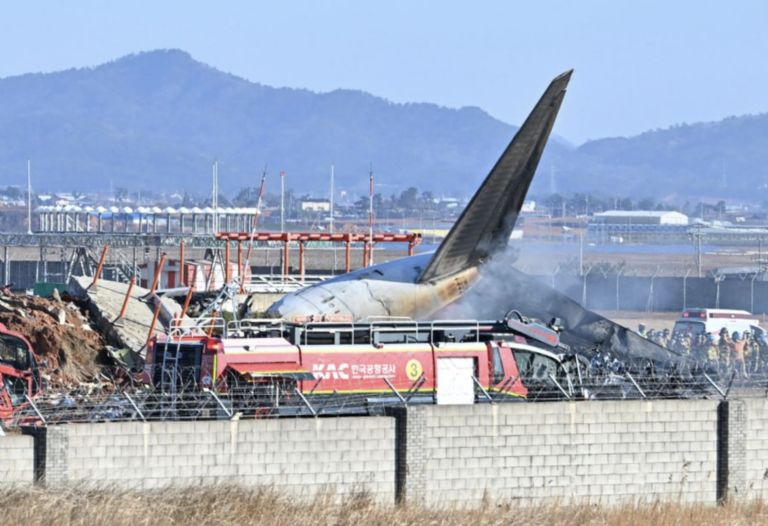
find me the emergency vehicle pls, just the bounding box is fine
[0,323,41,423]
[672,309,763,339]
[144,315,574,413]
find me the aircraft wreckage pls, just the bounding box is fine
[259,70,697,382]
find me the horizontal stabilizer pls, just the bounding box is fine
[418,70,572,283]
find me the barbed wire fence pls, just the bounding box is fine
[6,366,768,430]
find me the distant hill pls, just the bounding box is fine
[0,49,572,197]
[562,115,768,201]
[0,49,766,201]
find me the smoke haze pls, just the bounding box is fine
[441,249,688,371]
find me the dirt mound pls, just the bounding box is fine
[0,291,107,385]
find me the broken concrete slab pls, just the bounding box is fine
[69,276,189,354]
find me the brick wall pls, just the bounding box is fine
[744,398,768,500]
[403,400,719,506]
[0,433,34,485]
[44,418,395,502]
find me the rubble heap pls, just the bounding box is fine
[0,290,107,385]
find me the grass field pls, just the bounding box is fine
[1,486,766,526]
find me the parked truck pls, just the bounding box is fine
[144,315,574,414]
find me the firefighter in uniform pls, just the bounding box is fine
[668,333,681,353]
[718,328,731,375]
[743,331,757,375]
[757,333,768,374]
[704,334,719,371]
[680,334,692,356]
[730,331,748,379]
[693,334,708,364]
[660,328,671,348]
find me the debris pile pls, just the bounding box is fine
[0,289,107,385]
[0,274,194,391]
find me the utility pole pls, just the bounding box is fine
[27,160,32,234]
[330,164,338,272]
[280,170,285,233]
[368,165,374,265]
[329,164,335,234]
[212,161,219,234]
[696,225,703,278]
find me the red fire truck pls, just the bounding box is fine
[0,323,42,423]
[144,315,574,413]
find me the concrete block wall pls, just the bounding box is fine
[5,398,764,505]
[44,418,395,502]
[744,398,768,500]
[403,400,720,506]
[718,400,746,501]
[0,433,34,485]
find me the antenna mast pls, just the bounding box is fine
[27,160,32,234]
[254,167,267,231]
[244,167,268,282]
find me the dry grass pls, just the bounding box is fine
[0,486,766,526]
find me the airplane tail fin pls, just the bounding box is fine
[418,70,572,283]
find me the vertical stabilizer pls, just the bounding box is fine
[418,70,572,283]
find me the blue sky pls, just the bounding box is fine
[2,1,766,144]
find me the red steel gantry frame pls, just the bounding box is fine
[214,231,422,281]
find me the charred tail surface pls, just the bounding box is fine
[418,70,572,283]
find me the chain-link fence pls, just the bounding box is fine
[520,268,768,314]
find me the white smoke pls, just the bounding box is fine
[438,248,524,320]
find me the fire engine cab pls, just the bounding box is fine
[145,314,573,413]
[0,323,41,423]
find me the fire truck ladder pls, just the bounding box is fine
[159,337,184,418]
[156,314,223,418]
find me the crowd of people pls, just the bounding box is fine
[637,324,767,377]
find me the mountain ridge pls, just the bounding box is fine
[0,49,765,200]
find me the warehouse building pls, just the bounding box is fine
[587,210,690,243]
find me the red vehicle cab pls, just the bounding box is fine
[0,323,42,423]
[145,317,572,412]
